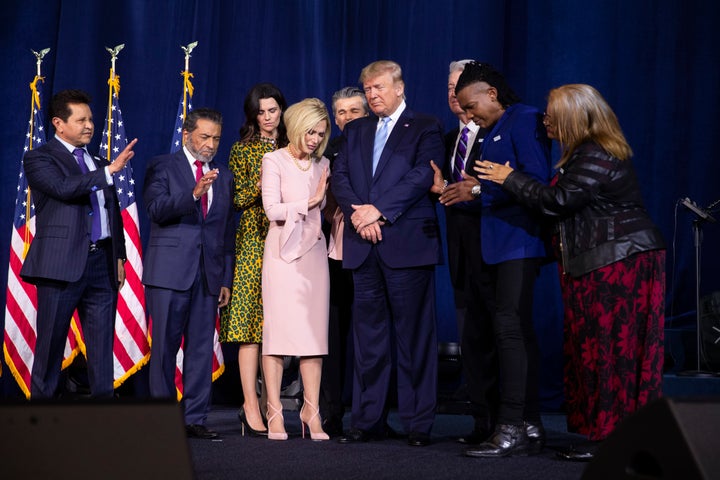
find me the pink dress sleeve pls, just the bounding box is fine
[262,152,322,262]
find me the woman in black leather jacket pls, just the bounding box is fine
[475,83,666,461]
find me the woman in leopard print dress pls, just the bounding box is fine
[220,83,288,436]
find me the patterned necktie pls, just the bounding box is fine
[453,126,470,183]
[372,117,391,175]
[194,160,208,218]
[73,148,102,242]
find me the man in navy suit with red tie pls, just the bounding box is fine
[143,108,234,439]
[21,89,137,399]
[332,60,445,447]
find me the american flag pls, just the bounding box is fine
[97,72,151,386]
[168,69,225,397]
[3,76,82,396]
[169,75,191,154]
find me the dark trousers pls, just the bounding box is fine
[32,245,116,399]
[350,248,437,435]
[490,257,542,425]
[147,267,217,426]
[447,208,500,426]
[320,258,353,420]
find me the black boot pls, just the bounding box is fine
[465,424,529,458]
[525,421,546,454]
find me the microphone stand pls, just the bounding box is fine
[678,197,717,377]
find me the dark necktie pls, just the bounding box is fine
[453,126,470,183]
[194,160,208,218]
[73,148,102,242]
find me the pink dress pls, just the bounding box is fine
[261,148,330,356]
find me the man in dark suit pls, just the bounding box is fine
[143,108,234,439]
[429,60,499,445]
[320,86,369,436]
[21,89,136,399]
[332,60,445,447]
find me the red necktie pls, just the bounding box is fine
[194,160,208,218]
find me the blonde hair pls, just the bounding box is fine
[547,84,633,168]
[359,60,404,86]
[284,98,331,159]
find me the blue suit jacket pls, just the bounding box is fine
[331,107,445,269]
[476,104,551,264]
[20,137,126,286]
[142,150,234,295]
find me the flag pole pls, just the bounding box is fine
[25,48,50,256]
[181,41,197,135]
[180,40,197,122]
[104,44,125,162]
[28,49,49,152]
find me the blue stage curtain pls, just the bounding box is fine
[2,0,719,406]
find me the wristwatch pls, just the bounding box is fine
[471,184,481,197]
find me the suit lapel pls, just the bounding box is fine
[48,138,85,173]
[205,159,223,219]
[361,119,376,185]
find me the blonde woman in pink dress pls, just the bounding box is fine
[261,98,331,441]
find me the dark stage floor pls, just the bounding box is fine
[188,407,589,480]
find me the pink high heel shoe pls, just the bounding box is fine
[300,398,329,441]
[266,403,288,441]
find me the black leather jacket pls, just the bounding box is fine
[502,142,665,277]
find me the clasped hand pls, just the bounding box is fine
[351,204,384,244]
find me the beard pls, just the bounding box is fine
[186,140,216,163]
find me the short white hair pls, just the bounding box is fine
[449,59,475,74]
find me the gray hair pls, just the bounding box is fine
[331,86,368,115]
[449,59,475,74]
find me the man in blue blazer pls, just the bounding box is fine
[332,60,445,447]
[143,108,234,439]
[431,60,499,445]
[21,89,136,399]
[453,62,551,458]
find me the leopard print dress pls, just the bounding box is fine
[220,137,276,343]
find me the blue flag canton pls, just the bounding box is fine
[15,104,46,228]
[99,92,135,210]
[170,95,192,153]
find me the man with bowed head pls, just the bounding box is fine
[21,89,136,399]
[320,86,369,435]
[143,108,235,439]
[332,60,445,447]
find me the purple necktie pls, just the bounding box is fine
[73,148,102,242]
[453,126,469,183]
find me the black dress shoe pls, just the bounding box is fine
[407,432,431,447]
[338,428,371,443]
[465,424,529,458]
[556,443,599,462]
[525,421,546,454]
[186,424,219,439]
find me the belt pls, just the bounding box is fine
[89,238,112,252]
